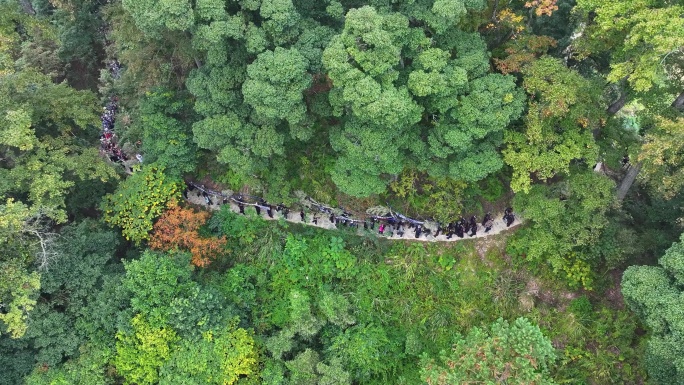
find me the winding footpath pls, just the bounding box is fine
[183,186,523,243]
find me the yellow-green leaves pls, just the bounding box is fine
[639,117,684,199]
[115,314,178,385]
[102,165,181,244]
[0,269,40,339]
[504,57,601,193]
[575,0,684,92]
[1,109,36,150]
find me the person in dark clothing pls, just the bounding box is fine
[415,226,422,238]
[363,221,368,230]
[238,203,245,214]
[456,223,464,238]
[312,215,318,224]
[503,208,515,227]
[435,227,441,237]
[482,213,492,226]
[267,206,274,218]
[329,213,335,223]
[370,219,375,230]
[205,195,213,205]
[300,210,305,221]
[484,217,494,233]
[183,190,188,199]
[469,222,477,237]
[397,227,405,237]
[255,206,261,215]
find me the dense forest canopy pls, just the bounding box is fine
[1,0,683,384]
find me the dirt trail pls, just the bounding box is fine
[186,191,522,243]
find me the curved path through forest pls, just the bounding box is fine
[98,61,522,243]
[183,187,523,243]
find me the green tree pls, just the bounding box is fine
[420,317,556,384]
[22,220,119,367]
[322,7,524,195]
[0,199,42,338]
[321,6,423,196]
[285,349,320,385]
[136,89,198,177]
[104,2,196,94]
[0,10,116,337]
[159,321,260,385]
[638,117,684,199]
[328,324,401,381]
[0,68,117,224]
[260,0,302,45]
[122,250,194,326]
[287,290,325,340]
[622,233,684,384]
[114,314,178,385]
[24,345,114,385]
[242,47,312,138]
[509,171,616,289]
[575,0,684,97]
[101,165,181,244]
[121,0,194,37]
[503,56,602,193]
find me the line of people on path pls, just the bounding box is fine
[183,181,517,240]
[98,60,144,171]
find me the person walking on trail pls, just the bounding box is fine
[504,208,515,227]
[469,216,478,237]
[484,217,494,233]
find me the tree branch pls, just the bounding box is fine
[607,93,627,115]
[672,90,684,111]
[17,0,36,15]
[616,162,641,202]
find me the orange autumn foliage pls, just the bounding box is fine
[525,0,559,17]
[494,35,557,74]
[150,205,227,267]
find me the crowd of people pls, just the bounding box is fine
[98,60,143,170]
[183,181,517,241]
[99,96,127,162]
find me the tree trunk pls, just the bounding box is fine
[18,0,36,15]
[672,90,684,111]
[616,162,641,201]
[607,94,627,115]
[491,0,501,21]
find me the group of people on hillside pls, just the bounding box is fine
[99,96,128,163]
[98,61,144,169]
[183,181,516,240]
